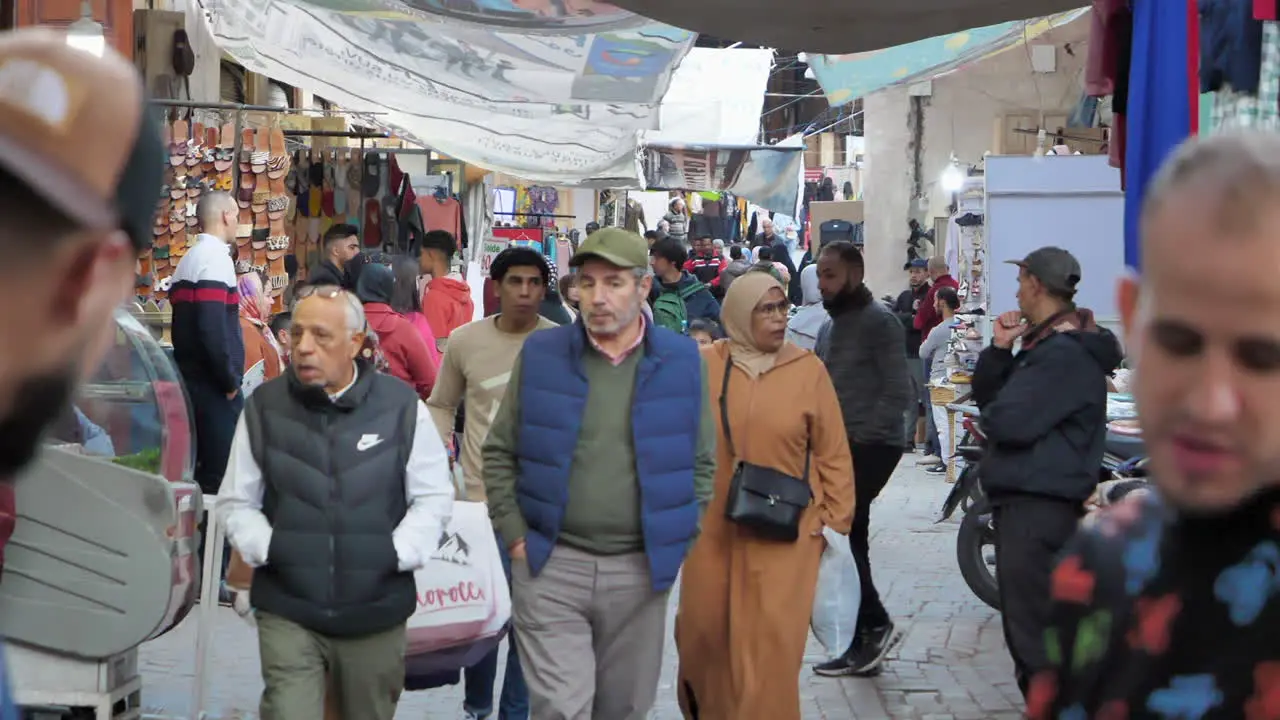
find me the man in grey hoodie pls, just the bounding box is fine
[718,244,751,294]
[812,241,912,679]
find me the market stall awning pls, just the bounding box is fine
[605,0,1085,53]
[643,136,805,215]
[645,47,774,146]
[197,0,695,187]
[809,9,1089,104]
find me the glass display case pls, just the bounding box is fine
[1,307,201,661]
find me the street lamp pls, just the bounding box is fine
[65,0,106,57]
[940,156,965,193]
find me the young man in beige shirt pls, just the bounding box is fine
[426,246,555,720]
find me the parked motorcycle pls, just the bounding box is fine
[939,413,1147,611]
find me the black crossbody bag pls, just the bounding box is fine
[719,353,813,541]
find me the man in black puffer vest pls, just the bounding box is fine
[220,288,454,720]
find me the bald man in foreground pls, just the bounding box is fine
[172,191,245,495]
[1028,131,1280,716]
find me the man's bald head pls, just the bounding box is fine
[197,191,237,243]
[1143,131,1280,239]
[1123,130,1280,513]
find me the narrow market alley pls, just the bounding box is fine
[139,463,1023,719]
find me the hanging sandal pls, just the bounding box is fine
[267,126,288,179]
[202,126,219,174]
[169,119,188,168]
[252,128,270,174]
[186,122,205,168]
[239,128,256,174]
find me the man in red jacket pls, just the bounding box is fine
[914,257,960,336]
[419,230,475,353]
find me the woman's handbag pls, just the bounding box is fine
[719,353,813,541]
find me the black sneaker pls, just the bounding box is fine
[847,623,901,673]
[924,463,947,475]
[813,623,900,677]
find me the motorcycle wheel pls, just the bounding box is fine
[957,509,1001,610]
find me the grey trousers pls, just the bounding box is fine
[904,359,922,447]
[257,611,407,720]
[512,544,669,720]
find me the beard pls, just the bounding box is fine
[584,294,644,337]
[0,366,77,480]
[822,281,862,314]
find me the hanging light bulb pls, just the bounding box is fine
[65,0,106,57]
[940,156,965,193]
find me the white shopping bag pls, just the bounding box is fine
[406,501,511,656]
[810,527,860,654]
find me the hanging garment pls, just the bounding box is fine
[1210,22,1280,131]
[1200,0,1264,94]
[491,187,517,222]
[418,194,463,240]
[1125,0,1194,269]
[1109,4,1134,174]
[1257,0,1278,20]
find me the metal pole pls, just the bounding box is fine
[282,129,390,139]
[149,98,385,115]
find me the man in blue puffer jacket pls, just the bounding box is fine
[482,228,716,719]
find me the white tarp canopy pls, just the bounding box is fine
[605,0,1085,53]
[645,47,774,146]
[196,0,697,186]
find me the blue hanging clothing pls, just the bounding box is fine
[1124,0,1192,269]
[0,646,19,720]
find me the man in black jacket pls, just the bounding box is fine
[220,289,455,720]
[892,258,932,452]
[971,247,1122,698]
[812,241,912,678]
[306,223,361,288]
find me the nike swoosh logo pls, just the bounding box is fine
[356,438,384,451]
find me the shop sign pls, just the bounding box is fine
[480,239,509,272]
[643,140,805,215]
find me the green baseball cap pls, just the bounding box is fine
[569,227,649,269]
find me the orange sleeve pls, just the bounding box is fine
[263,342,282,380]
[811,364,855,533]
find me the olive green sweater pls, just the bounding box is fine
[482,344,715,554]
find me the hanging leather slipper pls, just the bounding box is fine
[169,119,188,168]
[186,122,204,169]
[239,128,255,174]
[215,122,235,174]
[363,198,381,247]
[267,126,288,179]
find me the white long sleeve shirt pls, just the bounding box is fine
[219,368,454,573]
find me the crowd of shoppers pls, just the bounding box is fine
[6,40,1280,720]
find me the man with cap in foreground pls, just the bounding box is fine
[970,246,1122,697]
[0,29,165,716]
[482,228,715,719]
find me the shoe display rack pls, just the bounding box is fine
[145,110,240,301]
[231,123,293,310]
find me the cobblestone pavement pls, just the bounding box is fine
[138,461,1023,719]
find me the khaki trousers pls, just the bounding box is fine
[512,544,669,720]
[256,611,406,720]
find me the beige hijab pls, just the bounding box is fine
[721,271,785,379]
